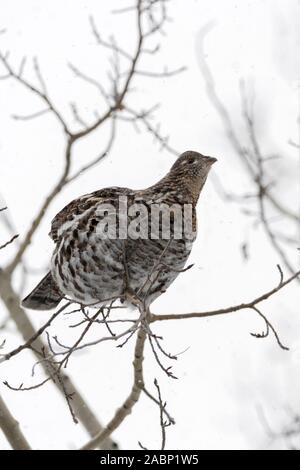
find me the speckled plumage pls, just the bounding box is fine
[22,151,216,310]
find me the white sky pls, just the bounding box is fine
[0,0,300,450]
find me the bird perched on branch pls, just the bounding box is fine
[22,151,216,311]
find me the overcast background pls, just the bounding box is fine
[0,0,300,450]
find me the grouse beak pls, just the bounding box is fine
[207,156,217,165]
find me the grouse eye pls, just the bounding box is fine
[188,157,195,164]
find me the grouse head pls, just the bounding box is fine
[167,150,217,203]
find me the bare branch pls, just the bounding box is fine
[68,62,110,104]
[81,325,147,450]
[143,386,175,425]
[65,117,116,184]
[0,234,19,250]
[128,65,186,78]
[151,268,300,323]
[0,53,71,135]
[148,332,177,379]
[121,105,179,155]
[12,108,50,121]
[90,16,133,62]
[250,306,289,351]
[0,394,31,450]
[154,378,170,450]
[0,302,71,364]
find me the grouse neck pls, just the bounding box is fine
[150,171,206,206]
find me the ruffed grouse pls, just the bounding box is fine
[22,151,216,310]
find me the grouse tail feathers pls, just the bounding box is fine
[22,272,62,311]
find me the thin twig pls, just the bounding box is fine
[0,234,19,250]
[151,268,300,322]
[154,378,170,450]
